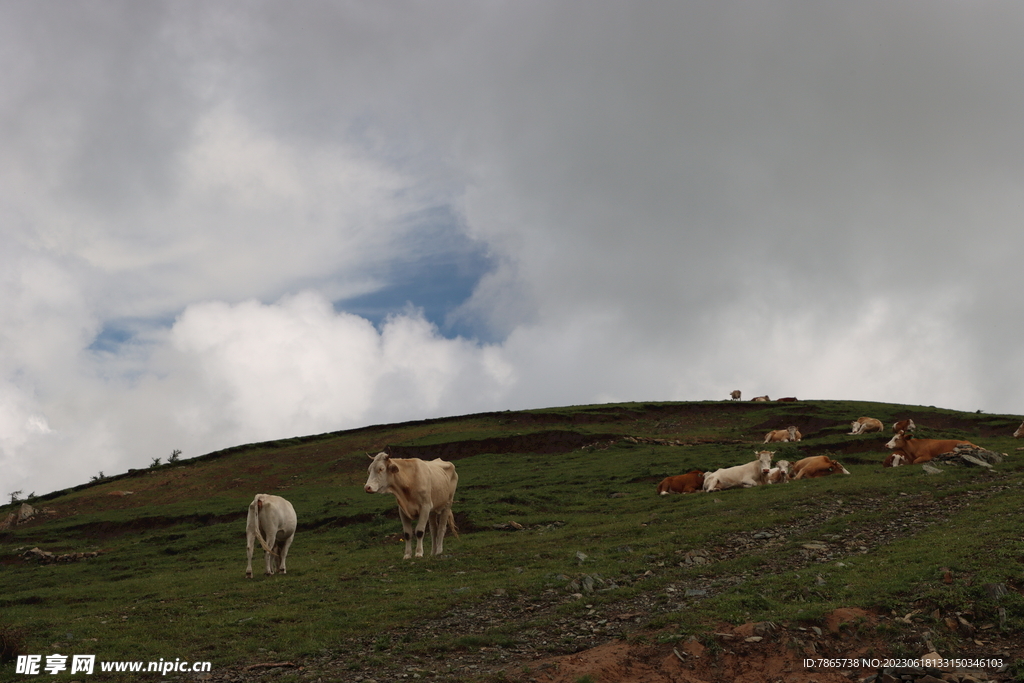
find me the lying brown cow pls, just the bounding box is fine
[849,417,883,435]
[791,455,851,479]
[892,418,916,434]
[657,470,704,495]
[885,431,978,465]
[764,425,801,443]
[882,449,910,467]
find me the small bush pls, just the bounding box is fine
[0,623,27,663]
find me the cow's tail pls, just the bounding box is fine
[445,509,459,539]
[252,497,276,555]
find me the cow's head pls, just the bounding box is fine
[755,450,775,474]
[364,451,394,494]
[885,431,908,450]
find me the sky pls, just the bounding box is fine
[3,1,1023,499]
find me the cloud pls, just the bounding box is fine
[168,291,514,445]
[2,2,1023,498]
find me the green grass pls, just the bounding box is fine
[1,399,1022,680]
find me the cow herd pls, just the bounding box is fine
[244,416,1024,575]
[656,413,1018,498]
[658,451,851,495]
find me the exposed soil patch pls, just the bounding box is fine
[385,430,623,461]
[60,512,243,541]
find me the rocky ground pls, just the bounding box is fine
[182,477,1023,683]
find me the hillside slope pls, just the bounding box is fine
[2,400,1023,682]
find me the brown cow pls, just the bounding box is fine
[364,452,459,559]
[791,456,851,479]
[892,419,917,433]
[885,431,978,465]
[776,397,798,402]
[730,390,742,401]
[849,417,884,435]
[764,425,801,443]
[657,470,705,495]
[882,449,910,467]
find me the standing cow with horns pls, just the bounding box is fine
[364,451,459,559]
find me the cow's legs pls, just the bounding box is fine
[263,522,278,575]
[398,509,416,559]
[428,512,440,556]
[276,532,294,574]
[412,508,432,558]
[429,509,449,556]
[245,531,255,578]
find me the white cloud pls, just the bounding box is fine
[169,291,514,445]
[1,2,1023,499]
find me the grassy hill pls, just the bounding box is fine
[2,399,1023,682]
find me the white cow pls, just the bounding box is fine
[245,494,297,578]
[848,417,884,435]
[767,459,791,484]
[764,425,802,443]
[365,452,459,559]
[1014,421,1024,438]
[703,450,774,492]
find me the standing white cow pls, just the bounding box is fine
[245,494,297,578]
[365,452,459,559]
[703,450,774,492]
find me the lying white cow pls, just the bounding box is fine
[1014,421,1024,438]
[365,452,459,559]
[849,417,884,435]
[767,459,791,484]
[245,494,297,578]
[703,450,774,492]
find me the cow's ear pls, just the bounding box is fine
[388,464,399,474]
